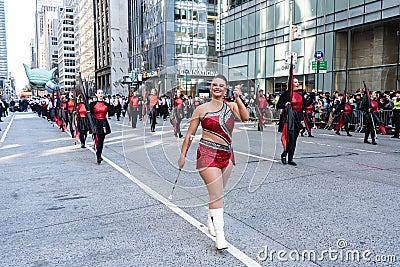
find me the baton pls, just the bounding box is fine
[168,134,194,200]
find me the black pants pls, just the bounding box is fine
[174,109,183,136]
[79,130,87,145]
[301,113,313,135]
[66,111,74,135]
[364,116,376,142]
[150,107,157,131]
[96,134,105,160]
[115,106,122,120]
[392,110,399,137]
[285,123,300,162]
[131,108,138,128]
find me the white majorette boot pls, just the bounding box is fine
[209,208,228,250]
[208,211,216,237]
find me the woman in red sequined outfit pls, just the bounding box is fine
[90,90,112,164]
[178,74,249,250]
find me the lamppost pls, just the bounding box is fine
[185,69,189,95]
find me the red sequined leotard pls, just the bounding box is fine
[197,102,235,169]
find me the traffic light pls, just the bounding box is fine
[142,71,147,79]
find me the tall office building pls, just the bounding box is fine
[0,0,8,79]
[57,4,76,93]
[128,0,218,96]
[34,0,64,69]
[93,0,129,96]
[218,0,400,94]
[75,0,95,86]
[43,9,59,70]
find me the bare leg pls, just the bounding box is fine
[199,160,233,209]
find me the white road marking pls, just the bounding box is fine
[301,139,385,154]
[86,146,262,267]
[235,150,279,163]
[0,114,15,143]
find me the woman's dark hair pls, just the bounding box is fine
[213,74,228,87]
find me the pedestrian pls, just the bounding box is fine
[75,95,90,148]
[90,89,113,164]
[177,74,249,250]
[277,77,315,166]
[391,91,400,138]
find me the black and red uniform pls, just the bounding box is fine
[256,95,268,131]
[90,101,112,163]
[277,90,314,165]
[173,96,184,138]
[66,98,75,136]
[301,103,314,137]
[75,102,90,147]
[129,94,139,128]
[335,102,352,136]
[149,94,158,132]
[362,97,381,144]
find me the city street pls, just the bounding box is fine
[0,111,399,266]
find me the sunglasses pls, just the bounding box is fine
[211,83,226,88]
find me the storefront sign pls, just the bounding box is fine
[179,69,218,77]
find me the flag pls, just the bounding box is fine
[335,88,347,131]
[281,55,294,151]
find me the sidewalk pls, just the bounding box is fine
[0,112,242,266]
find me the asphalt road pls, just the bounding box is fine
[1,111,399,267]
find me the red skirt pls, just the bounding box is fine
[196,139,235,169]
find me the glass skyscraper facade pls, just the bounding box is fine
[219,0,400,94]
[129,0,218,96]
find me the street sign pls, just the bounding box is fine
[312,60,327,70]
[314,51,324,61]
[285,51,298,64]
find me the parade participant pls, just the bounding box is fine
[391,91,400,138]
[301,99,314,137]
[161,95,169,121]
[128,90,140,128]
[41,95,49,119]
[75,95,89,148]
[362,88,384,145]
[255,89,268,131]
[335,92,352,136]
[277,77,314,166]
[186,95,194,118]
[194,97,201,109]
[178,74,249,250]
[0,98,5,122]
[173,90,184,138]
[90,89,112,164]
[114,94,122,121]
[148,88,159,132]
[66,93,75,137]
